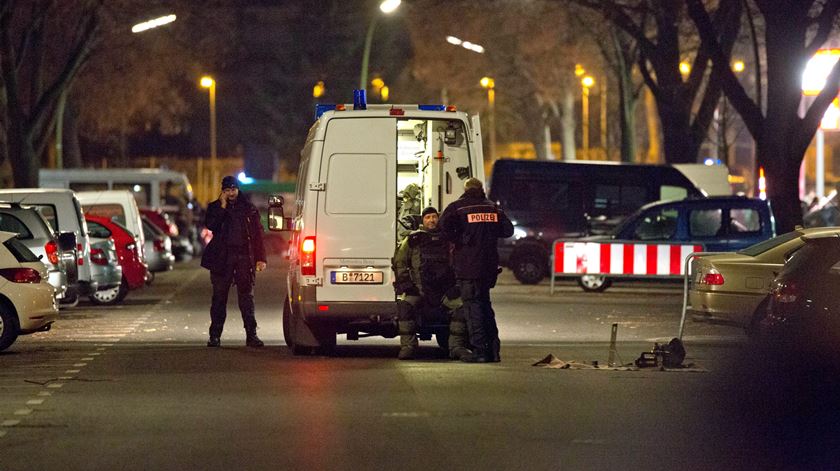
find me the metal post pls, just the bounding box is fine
[816,127,825,198]
[582,86,589,160]
[359,16,378,93]
[209,82,217,189]
[679,251,726,340]
[608,323,618,366]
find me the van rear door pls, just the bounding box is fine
[316,117,396,302]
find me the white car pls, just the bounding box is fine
[0,231,58,351]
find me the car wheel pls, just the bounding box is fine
[314,325,337,356]
[511,251,546,285]
[146,272,155,286]
[59,293,79,308]
[90,286,120,305]
[283,299,296,350]
[578,275,612,292]
[0,303,20,351]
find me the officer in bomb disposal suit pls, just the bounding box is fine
[201,176,267,348]
[393,206,469,360]
[439,178,513,363]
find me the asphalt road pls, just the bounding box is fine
[1,256,837,470]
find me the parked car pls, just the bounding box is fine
[141,216,174,277]
[689,226,840,329]
[86,230,124,306]
[0,231,58,351]
[140,207,191,261]
[0,202,76,303]
[756,233,840,352]
[85,215,148,304]
[488,159,706,284]
[77,190,145,258]
[0,189,97,304]
[561,196,775,292]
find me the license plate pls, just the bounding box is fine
[331,271,383,284]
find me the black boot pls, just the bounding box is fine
[398,320,418,360]
[207,337,220,347]
[490,339,501,363]
[246,332,264,347]
[461,348,491,363]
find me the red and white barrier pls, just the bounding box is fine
[552,241,703,277]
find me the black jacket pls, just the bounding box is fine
[200,195,266,273]
[439,188,513,279]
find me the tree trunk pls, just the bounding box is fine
[644,88,660,163]
[560,89,576,161]
[618,72,637,163]
[8,127,38,187]
[63,96,82,168]
[657,101,696,164]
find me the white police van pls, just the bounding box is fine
[269,92,485,354]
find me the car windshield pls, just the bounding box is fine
[737,230,803,256]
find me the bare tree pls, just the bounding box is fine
[0,0,101,187]
[688,0,840,232]
[571,0,743,164]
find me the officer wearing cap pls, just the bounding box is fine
[439,178,513,363]
[201,175,267,348]
[392,206,469,360]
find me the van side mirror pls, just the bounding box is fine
[58,232,77,251]
[268,194,292,232]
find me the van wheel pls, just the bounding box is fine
[578,275,611,292]
[0,304,19,352]
[59,293,79,308]
[436,330,450,350]
[511,250,546,285]
[314,326,337,356]
[283,299,298,352]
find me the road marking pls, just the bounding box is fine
[65,369,80,373]
[80,357,94,361]
[1,420,20,426]
[382,412,431,418]
[58,376,73,380]
[47,383,63,389]
[88,353,102,356]
[37,391,51,397]
[26,399,44,405]
[72,363,87,367]
[12,409,31,416]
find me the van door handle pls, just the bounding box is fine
[446,172,452,194]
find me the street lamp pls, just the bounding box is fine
[360,0,401,92]
[581,75,595,160]
[480,76,496,163]
[200,76,217,199]
[131,14,176,33]
[313,80,325,99]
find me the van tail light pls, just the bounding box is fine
[45,240,59,265]
[772,281,799,304]
[301,236,316,276]
[90,248,108,266]
[0,267,41,283]
[153,239,165,252]
[77,243,84,266]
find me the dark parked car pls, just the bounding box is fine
[756,233,840,346]
[488,159,704,284]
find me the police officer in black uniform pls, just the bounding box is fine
[201,176,267,348]
[439,178,513,363]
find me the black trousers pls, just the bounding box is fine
[209,252,256,338]
[457,278,498,352]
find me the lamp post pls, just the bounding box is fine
[581,75,595,160]
[480,76,496,162]
[360,0,401,92]
[200,76,217,199]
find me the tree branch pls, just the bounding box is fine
[805,0,840,56]
[687,0,764,139]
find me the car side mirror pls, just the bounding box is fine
[58,232,77,251]
[268,194,292,232]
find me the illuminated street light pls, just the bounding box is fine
[445,35,485,54]
[574,64,585,77]
[313,81,325,99]
[582,76,595,159]
[679,61,691,76]
[131,14,176,33]
[360,0,402,91]
[732,60,745,73]
[481,77,496,162]
[802,49,840,198]
[200,76,218,194]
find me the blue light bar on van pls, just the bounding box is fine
[315,104,336,119]
[418,105,446,111]
[353,89,367,110]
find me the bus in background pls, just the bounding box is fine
[39,168,200,255]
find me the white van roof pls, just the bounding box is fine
[76,190,135,203]
[0,188,76,195]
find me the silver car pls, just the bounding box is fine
[0,202,75,303]
[142,216,174,278]
[85,222,124,306]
